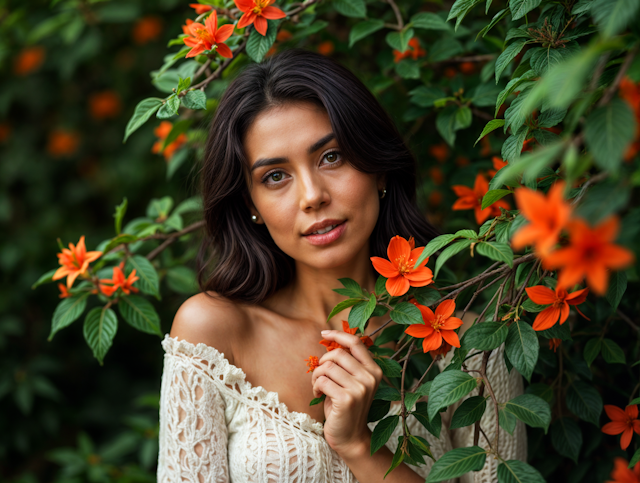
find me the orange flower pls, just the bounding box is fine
[13,46,45,76]
[370,236,433,296]
[459,62,475,74]
[429,142,449,163]
[607,457,640,483]
[152,121,188,160]
[99,261,140,297]
[431,341,452,358]
[452,173,510,225]
[428,190,442,207]
[480,136,492,157]
[89,90,122,120]
[182,11,234,58]
[393,38,426,63]
[487,156,508,178]
[429,166,444,185]
[57,283,71,299]
[319,321,373,352]
[132,16,163,45]
[404,299,464,352]
[317,40,334,56]
[512,181,571,257]
[190,3,213,14]
[0,123,11,143]
[525,285,589,331]
[52,236,102,289]
[444,66,457,78]
[46,129,80,158]
[234,0,286,36]
[548,338,561,352]
[455,155,470,167]
[521,137,535,153]
[602,405,640,450]
[541,216,635,295]
[304,355,319,373]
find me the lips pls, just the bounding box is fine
[302,219,346,236]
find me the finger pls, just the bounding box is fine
[318,348,361,375]
[311,358,353,389]
[313,374,343,400]
[320,330,376,368]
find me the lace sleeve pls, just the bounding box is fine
[157,351,230,483]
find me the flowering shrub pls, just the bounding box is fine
[12,0,640,480]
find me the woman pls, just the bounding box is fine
[157,49,526,483]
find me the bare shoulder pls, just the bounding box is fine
[169,291,248,364]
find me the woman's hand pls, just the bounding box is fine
[311,330,383,458]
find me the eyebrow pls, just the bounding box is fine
[250,132,336,172]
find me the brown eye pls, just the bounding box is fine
[324,151,340,163]
[270,172,283,182]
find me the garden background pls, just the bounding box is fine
[1,0,639,481]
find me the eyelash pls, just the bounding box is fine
[260,149,343,185]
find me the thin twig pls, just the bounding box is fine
[617,309,640,334]
[410,354,441,392]
[400,340,416,442]
[597,45,639,107]
[385,0,404,30]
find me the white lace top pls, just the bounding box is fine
[157,334,527,483]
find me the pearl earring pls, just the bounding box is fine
[380,188,387,199]
[251,215,258,223]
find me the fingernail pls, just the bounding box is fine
[321,330,330,335]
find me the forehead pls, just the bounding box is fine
[244,102,332,160]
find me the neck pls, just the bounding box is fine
[269,242,378,330]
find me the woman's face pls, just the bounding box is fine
[244,101,383,271]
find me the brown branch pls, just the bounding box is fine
[400,340,416,442]
[473,351,491,445]
[571,171,609,206]
[597,45,639,107]
[461,278,486,321]
[384,0,404,30]
[616,309,640,335]
[410,354,440,392]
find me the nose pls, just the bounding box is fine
[298,171,330,212]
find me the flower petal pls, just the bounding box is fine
[216,42,233,58]
[602,421,628,435]
[440,329,461,348]
[421,331,443,352]
[405,324,433,339]
[558,302,570,324]
[215,24,235,42]
[387,236,411,266]
[441,316,464,330]
[605,404,628,422]
[386,275,410,296]
[627,405,639,419]
[565,287,589,305]
[435,299,456,319]
[525,285,557,305]
[237,11,255,28]
[371,257,399,278]
[532,307,560,331]
[254,15,268,35]
[405,266,433,283]
[621,427,634,450]
[261,5,287,19]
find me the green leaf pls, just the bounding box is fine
[375,357,403,378]
[435,239,471,279]
[630,448,640,469]
[461,321,508,351]
[385,439,405,478]
[370,415,399,454]
[374,325,404,346]
[309,394,326,406]
[374,276,388,297]
[118,295,162,336]
[551,417,582,463]
[375,385,401,401]
[505,321,538,382]
[601,338,625,364]
[481,189,511,210]
[436,104,459,146]
[475,119,505,146]
[426,446,487,482]
[335,278,365,298]
[182,90,207,110]
[113,198,128,235]
[413,403,442,438]
[446,0,483,30]
[411,12,451,31]
[32,268,58,289]
[395,59,421,79]
[566,381,603,427]
[413,234,456,268]
[530,42,581,76]
[605,271,627,309]
[176,76,191,93]
[497,460,545,483]
[334,0,366,18]
[427,370,478,421]
[404,392,422,411]
[123,98,163,143]
[455,106,472,129]
[348,19,384,47]
[510,0,542,19]
[390,302,423,325]
[499,408,517,434]
[591,0,640,38]
[583,338,601,367]
[385,28,415,53]
[83,307,118,365]
[495,40,528,84]
[49,293,90,341]
[475,242,513,267]
[504,394,551,433]
[125,256,160,300]
[166,266,199,295]
[348,296,376,334]
[584,98,637,173]
[246,23,277,62]
[450,396,488,429]
[409,86,447,108]
[328,298,362,321]
[368,399,391,423]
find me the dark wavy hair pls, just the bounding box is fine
[196,48,440,304]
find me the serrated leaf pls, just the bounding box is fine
[566,381,602,426]
[409,86,447,108]
[123,98,163,143]
[426,446,487,482]
[601,338,625,364]
[591,0,640,38]
[428,370,478,421]
[413,234,456,268]
[461,322,508,351]
[435,239,471,279]
[495,40,528,84]
[497,460,545,483]
[83,307,118,365]
[551,417,582,463]
[182,90,207,110]
[370,415,399,454]
[475,242,513,267]
[118,295,162,336]
[450,396,488,429]
[605,270,627,309]
[584,338,601,367]
[386,28,415,53]
[113,198,128,235]
[375,357,403,378]
[125,256,160,299]
[411,12,451,31]
[328,298,362,321]
[336,278,365,298]
[510,0,542,19]
[504,394,551,433]
[385,439,405,478]
[475,119,505,146]
[375,385,402,401]
[481,189,511,210]
[390,302,423,325]
[49,293,90,340]
[334,0,366,18]
[368,399,391,422]
[499,408,517,434]
[348,19,384,47]
[505,320,538,382]
[32,268,58,290]
[246,22,277,62]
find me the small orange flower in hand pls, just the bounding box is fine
[52,236,103,289]
[99,261,140,297]
[452,173,510,225]
[404,299,464,353]
[602,405,640,450]
[607,457,640,483]
[525,285,589,331]
[370,235,433,296]
[319,321,373,353]
[182,11,234,58]
[304,355,319,373]
[512,181,572,257]
[541,215,635,295]
[234,0,286,36]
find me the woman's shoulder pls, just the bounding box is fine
[168,291,249,365]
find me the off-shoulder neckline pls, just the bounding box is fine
[161,334,325,436]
